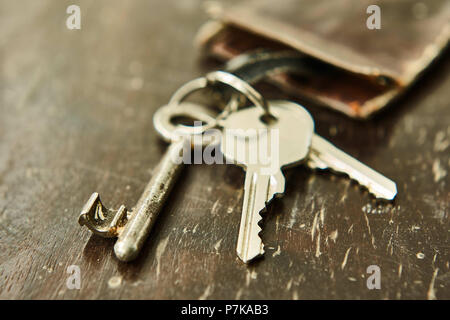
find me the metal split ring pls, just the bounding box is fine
[154,71,273,143]
[169,71,272,118]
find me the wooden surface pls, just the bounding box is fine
[0,0,448,299]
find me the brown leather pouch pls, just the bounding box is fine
[196,0,449,118]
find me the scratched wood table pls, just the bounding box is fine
[0,0,448,300]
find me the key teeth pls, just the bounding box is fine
[256,223,265,259]
[241,188,282,264]
[243,207,266,264]
[329,167,397,201]
[238,171,286,265]
[309,156,397,200]
[309,136,397,201]
[342,171,397,201]
[79,192,128,238]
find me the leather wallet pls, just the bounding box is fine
[196,0,449,118]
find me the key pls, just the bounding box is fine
[220,101,314,263]
[220,100,397,263]
[307,135,397,200]
[79,102,216,261]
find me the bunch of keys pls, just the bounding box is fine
[79,66,397,264]
[78,71,263,261]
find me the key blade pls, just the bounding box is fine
[237,170,284,263]
[237,171,264,263]
[308,134,397,200]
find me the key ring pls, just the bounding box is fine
[154,71,274,144]
[168,71,273,119]
[153,102,218,143]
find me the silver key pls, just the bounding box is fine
[79,103,216,261]
[220,101,314,263]
[307,135,397,200]
[220,100,397,263]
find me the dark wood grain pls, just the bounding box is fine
[0,0,448,299]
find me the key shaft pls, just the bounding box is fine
[238,170,265,263]
[79,139,185,262]
[308,134,397,200]
[114,139,184,261]
[237,169,285,263]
